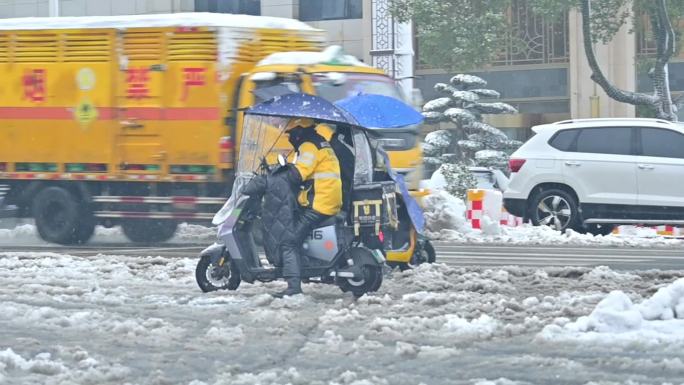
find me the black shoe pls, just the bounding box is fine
[273,277,302,298]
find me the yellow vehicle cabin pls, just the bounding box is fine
[240,47,423,188]
[241,48,425,265]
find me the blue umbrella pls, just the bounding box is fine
[335,93,424,129]
[247,93,358,126]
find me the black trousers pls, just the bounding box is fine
[280,209,330,278]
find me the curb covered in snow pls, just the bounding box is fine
[422,190,684,248]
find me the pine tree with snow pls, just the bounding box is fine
[422,74,522,171]
[440,163,477,201]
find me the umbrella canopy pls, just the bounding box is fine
[247,92,358,126]
[335,93,424,129]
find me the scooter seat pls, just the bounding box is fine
[317,211,346,228]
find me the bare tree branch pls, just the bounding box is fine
[656,0,676,61]
[580,0,658,107]
[650,11,668,119]
[652,0,677,120]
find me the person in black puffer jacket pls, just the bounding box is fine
[244,118,342,298]
[242,166,299,270]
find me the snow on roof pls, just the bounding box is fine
[257,45,368,67]
[0,12,317,31]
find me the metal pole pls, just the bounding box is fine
[49,0,59,17]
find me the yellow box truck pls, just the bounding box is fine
[0,13,422,244]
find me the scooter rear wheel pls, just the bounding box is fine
[338,264,383,298]
[335,247,382,298]
[195,255,241,292]
[399,240,437,270]
[423,240,436,264]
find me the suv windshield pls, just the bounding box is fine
[313,72,403,102]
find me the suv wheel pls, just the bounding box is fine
[529,189,579,232]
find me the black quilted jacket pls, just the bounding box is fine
[243,166,299,266]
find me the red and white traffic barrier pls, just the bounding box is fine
[612,225,683,237]
[467,189,500,229]
[500,208,524,227]
[466,189,524,229]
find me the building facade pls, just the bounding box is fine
[414,1,684,140]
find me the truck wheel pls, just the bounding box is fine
[122,220,177,243]
[33,186,84,245]
[72,214,96,244]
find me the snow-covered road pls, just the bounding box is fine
[2,251,684,385]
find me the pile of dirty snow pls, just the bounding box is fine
[435,224,684,248]
[537,278,684,345]
[2,253,683,384]
[422,190,469,234]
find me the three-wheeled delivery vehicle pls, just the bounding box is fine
[195,93,404,297]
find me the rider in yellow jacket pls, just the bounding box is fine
[293,127,342,215]
[276,118,342,297]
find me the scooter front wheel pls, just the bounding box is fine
[195,255,241,292]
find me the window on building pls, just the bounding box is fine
[299,0,362,21]
[640,128,684,159]
[493,0,569,66]
[575,127,633,155]
[636,12,684,60]
[195,0,260,15]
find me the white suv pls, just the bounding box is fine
[503,118,684,235]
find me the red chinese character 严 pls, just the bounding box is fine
[126,67,150,99]
[23,69,46,102]
[181,67,206,101]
